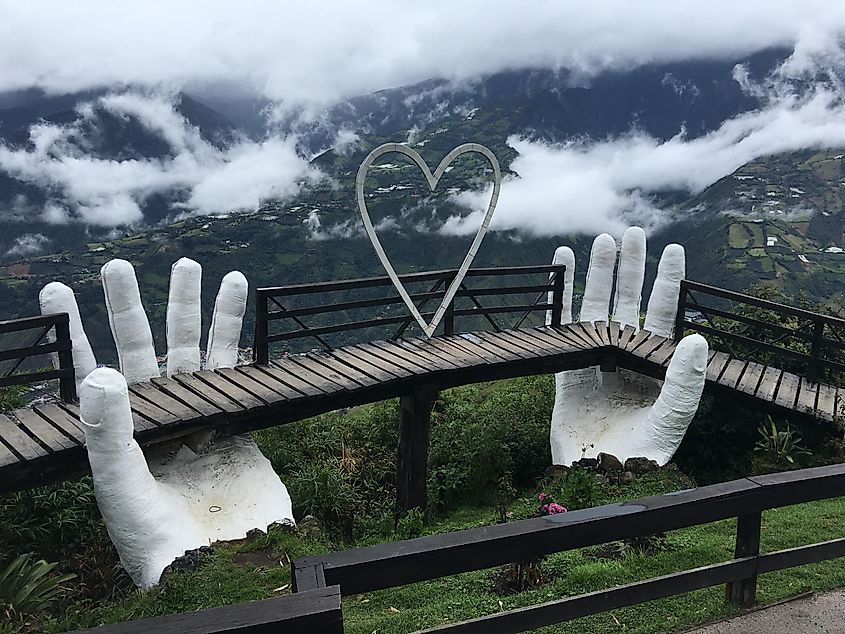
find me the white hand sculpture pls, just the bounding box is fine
[39,258,294,588]
[548,227,708,467]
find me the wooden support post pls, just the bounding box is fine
[396,382,439,520]
[726,511,761,607]
[550,266,565,326]
[808,320,824,382]
[55,315,77,403]
[254,290,269,365]
[674,281,687,342]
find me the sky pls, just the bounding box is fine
[4,2,845,240]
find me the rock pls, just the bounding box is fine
[624,457,659,474]
[573,457,599,470]
[163,545,213,575]
[620,471,635,485]
[297,514,323,541]
[544,464,570,480]
[597,453,623,472]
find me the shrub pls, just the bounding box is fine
[753,416,811,473]
[0,554,75,620]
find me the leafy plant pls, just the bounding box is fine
[0,554,75,619]
[754,416,811,469]
[0,386,24,414]
[395,508,425,540]
[495,472,516,523]
[557,466,599,511]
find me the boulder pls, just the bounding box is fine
[624,457,660,474]
[597,453,624,472]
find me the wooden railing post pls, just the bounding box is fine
[674,281,687,342]
[726,511,761,607]
[808,319,824,382]
[254,289,269,365]
[54,315,77,403]
[396,382,439,521]
[442,272,456,336]
[550,265,565,326]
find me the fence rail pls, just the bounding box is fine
[253,264,566,362]
[674,279,845,382]
[0,313,76,402]
[291,463,845,633]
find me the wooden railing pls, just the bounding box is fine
[67,586,343,633]
[0,313,76,402]
[291,463,845,633]
[675,280,845,382]
[253,264,566,362]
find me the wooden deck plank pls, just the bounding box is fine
[422,337,488,366]
[796,377,820,416]
[453,333,514,363]
[631,334,668,360]
[718,359,748,390]
[34,403,86,440]
[172,373,245,414]
[14,409,77,451]
[502,329,562,354]
[330,347,401,382]
[306,351,380,387]
[576,322,605,348]
[774,371,800,409]
[756,366,783,402]
[491,331,545,357]
[816,383,839,421]
[617,324,637,350]
[254,363,331,396]
[150,376,223,417]
[221,366,295,403]
[0,439,17,467]
[705,351,732,383]
[273,356,353,391]
[649,339,678,366]
[234,366,304,401]
[546,325,593,350]
[129,382,202,422]
[192,370,265,410]
[347,343,422,377]
[126,391,179,426]
[625,329,652,353]
[0,413,48,460]
[736,362,766,396]
[461,332,524,361]
[297,353,374,389]
[593,321,611,347]
[608,321,621,348]
[519,327,584,353]
[396,338,464,370]
[373,340,450,372]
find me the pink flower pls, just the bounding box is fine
[538,493,547,501]
[547,503,567,514]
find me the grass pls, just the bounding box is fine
[42,471,845,634]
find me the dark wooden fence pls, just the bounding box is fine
[67,585,343,633]
[291,463,845,633]
[0,313,76,402]
[253,264,566,362]
[675,280,845,383]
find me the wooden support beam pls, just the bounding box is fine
[396,381,439,520]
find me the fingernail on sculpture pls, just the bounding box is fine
[40,259,294,588]
[548,227,709,466]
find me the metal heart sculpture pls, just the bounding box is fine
[356,142,502,338]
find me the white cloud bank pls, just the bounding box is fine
[0,93,320,226]
[445,53,845,237]
[2,1,845,106]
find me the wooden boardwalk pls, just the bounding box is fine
[0,320,841,495]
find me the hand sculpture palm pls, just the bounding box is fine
[548,227,708,466]
[40,259,293,588]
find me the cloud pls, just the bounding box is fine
[2,2,845,106]
[0,92,320,226]
[445,67,845,237]
[6,233,50,256]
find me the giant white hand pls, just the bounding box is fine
[39,258,293,588]
[548,227,708,466]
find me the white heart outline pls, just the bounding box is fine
[356,142,502,338]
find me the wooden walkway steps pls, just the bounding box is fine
[0,321,841,495]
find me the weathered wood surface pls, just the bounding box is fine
[0,321,840,494]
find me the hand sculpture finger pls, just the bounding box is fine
[644,244,686,338]
[644,333,708,464]
[39,282,97,390]
[580,233,617,323]
[101,259,159,384]
[546,246,575,326]
[611,226,646,329]
[80,368,198,588]
[205,271,248,370]
[166,258,202,377]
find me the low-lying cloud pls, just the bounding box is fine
[3,2,845,107]
[0,92,320,226]
[445,51,845,237]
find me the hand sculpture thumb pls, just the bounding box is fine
[80,368,204,588]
